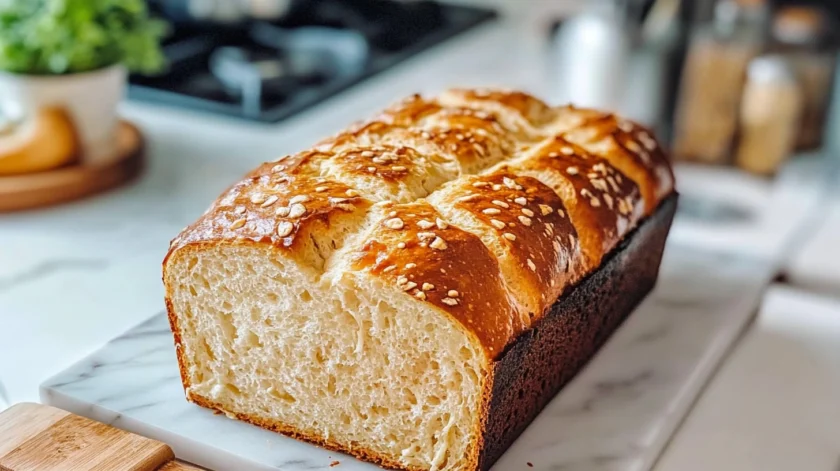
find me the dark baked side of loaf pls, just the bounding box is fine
[480,195,676,469]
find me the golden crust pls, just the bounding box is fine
[349,201,523,358]
[168,171,371,259]
[431,170,582,322]
[508,136,643,269]
[561,115,674,212]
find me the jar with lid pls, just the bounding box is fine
[734,55,802,175]
[672,0,769,164]
[769,6,837,151]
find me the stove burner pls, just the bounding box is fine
[208,26,367,118]
[128,1,496,123]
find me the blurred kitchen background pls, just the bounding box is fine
[2,0,840,468]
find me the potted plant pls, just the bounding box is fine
[0,0,166,166]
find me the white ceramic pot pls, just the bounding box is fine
[0,64,126,165]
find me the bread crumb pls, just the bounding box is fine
[330,461,340,467]
[527,462,533,467]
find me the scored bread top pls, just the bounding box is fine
[166,88,674,359]
[349,201,523,357]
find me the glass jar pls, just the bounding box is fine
[672,0,769,164]
[734,55,802,175]
[770,6,837,151]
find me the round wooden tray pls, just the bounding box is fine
[0,121,144,212]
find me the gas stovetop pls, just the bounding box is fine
[130,0,496,123]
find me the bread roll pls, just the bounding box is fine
[163,88,676,471]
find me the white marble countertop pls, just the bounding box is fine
[2,5,840,470]
[784,179,840,299]
[656,285,840,471]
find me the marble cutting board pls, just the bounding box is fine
[40,243,771,471]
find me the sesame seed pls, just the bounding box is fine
[361,151,375,158]
[337,204,356,212]
[483,208,502,215]
[422,283,435,291]
[490,219,506,230]
[618,120,633,132]
[418,232,436,242]
[403,281,418,291]
[557,208,566,218]
[288,203,307,218]
[514,197,527,206]
[539,204,553,215]
[455,133,465,140]
[276,206,290,217]
[458,194,480,202]
[618,198,632,215]
[626,141,642,153]
[330,197,348,204]
[561,146,575,155]
[276,221,293,237]
[503,177,516,189]
[472,181,489,188]
[290,195,310,205]
[415,291,427,300]
[396,275,408,285]
[492,200,510,208]
[521,208,534,217]
[591,178,609,192]
[527,259,536,271]
[421,131,432,139]
[372,157,386,164]
[271,165,285,173]
[383,265,397,273]
[603,193,614,209]
[260,195,279,207]
[436,218,448,230]
[397,242,407,249]
[553,240,561,251]
[548,152,559,158]
[518,215,532,226]
[503,233,516,241]
[346,189,360,197]
[417,220,435,230]
[230,218,247,229]
[313,186,328,193]
[441,297,459,306]
[449,144,459,151]
[389,211,397,217]
[430,237,448,250]
[250,194,266,204]
[590,197,601,207]
[392,166,407,172]
[607,176,621,192]
[384,218,405,230]
[405,263,417,269]
[234,206,246,214]
[367,166,377,173]
[566,166,579,175]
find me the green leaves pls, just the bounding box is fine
[0,0,167,75]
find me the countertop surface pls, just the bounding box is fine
[2,8,840,470]
[657,285,840,471]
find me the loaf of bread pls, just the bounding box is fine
[163,88,676,471]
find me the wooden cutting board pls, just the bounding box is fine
[0,121,144,213]
[0,403,204,471]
